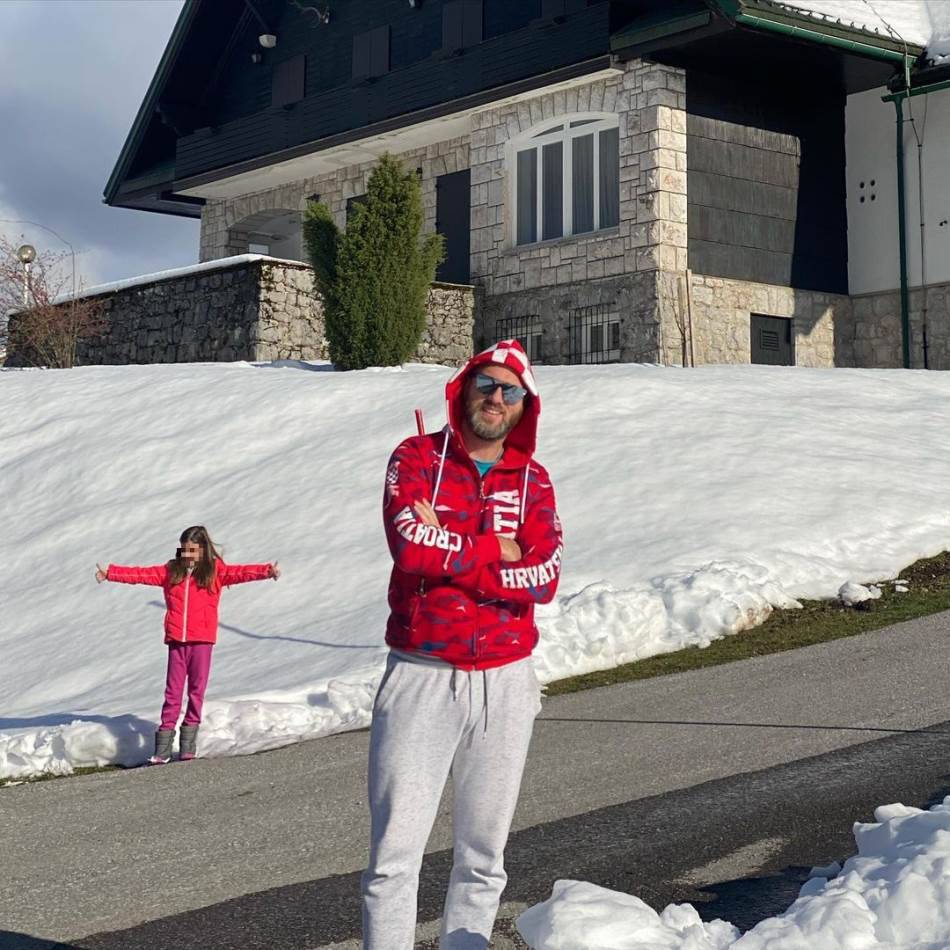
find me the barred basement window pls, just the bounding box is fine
[495,314,543,364]
[568,304,620,364]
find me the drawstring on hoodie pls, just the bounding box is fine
[432,426,450,509]
[519,463,531,526]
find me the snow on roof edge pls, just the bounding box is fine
[51,254,311,306]
[767,1,949,62]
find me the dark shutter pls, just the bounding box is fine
[750,314,795,366]
[462,0,483,46]
[371,25,390,76]
[443,1,482,53]
[436,169,471,284]
[540,0,587,21]
[353,26,389,80]
[271,55,305,108]
[353,32,371,79]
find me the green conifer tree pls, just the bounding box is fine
[304,154,444,369]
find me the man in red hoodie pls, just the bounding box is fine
[362,340,563,949]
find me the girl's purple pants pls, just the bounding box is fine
[159,642,214,730]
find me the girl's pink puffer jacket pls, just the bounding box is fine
[106,558,272,644]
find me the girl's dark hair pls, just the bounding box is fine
[166,525,222,589]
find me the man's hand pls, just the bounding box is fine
[269,561,281,580]
[413,499,441,527]
[415,499,520,561]
[95,563,108,584]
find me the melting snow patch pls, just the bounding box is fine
[838,581,883,606]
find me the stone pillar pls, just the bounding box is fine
[621,62,689,365]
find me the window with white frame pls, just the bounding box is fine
[513,114,620,246]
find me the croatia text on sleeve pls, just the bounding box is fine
[383,439,501,579]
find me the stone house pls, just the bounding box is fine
[103,0,950,369]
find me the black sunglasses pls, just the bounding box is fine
[472,372,527,405]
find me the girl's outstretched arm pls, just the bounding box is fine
[105,564,169,586]
[218,562,279,586]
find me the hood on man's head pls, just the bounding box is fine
[445,340,541,461]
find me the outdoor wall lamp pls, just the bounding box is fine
[258,33,277,48]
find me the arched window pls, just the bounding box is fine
[511,114,620,246]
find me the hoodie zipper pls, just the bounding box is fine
[182,569,192,642]
[474,469,490,662]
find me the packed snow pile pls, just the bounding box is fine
[2,360,950,779]
[517,881,739,949]
[838,581,883,606]
[517,797,950,949]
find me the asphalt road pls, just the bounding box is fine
[3,609,950,949]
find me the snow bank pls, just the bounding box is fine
[517,797,950,949]
[2,360,949,779]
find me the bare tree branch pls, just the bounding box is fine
[1,236,106,369]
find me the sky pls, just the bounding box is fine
[0,0,196,288]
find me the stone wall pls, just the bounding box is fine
[849,283,950,370]
[8,257,474,368]
[72,259,272,365]
[665,273,851,368]
[476,273,660,364]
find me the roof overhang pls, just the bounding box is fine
[175,59,621,200]
[611,0,925,95]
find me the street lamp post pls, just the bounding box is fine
[0,218,76,302]
[17,244,36,306]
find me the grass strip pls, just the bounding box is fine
[546,551,950,696]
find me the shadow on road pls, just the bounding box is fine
[0,931,83,949]
[67,729,950,949]
[539,715,950,736]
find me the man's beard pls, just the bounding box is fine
[466,400,520,441]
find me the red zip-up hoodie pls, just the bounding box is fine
[106,559,273,644]
[383,340,563,670]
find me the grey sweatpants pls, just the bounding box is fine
[361,653,542,950]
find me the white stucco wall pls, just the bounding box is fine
[846,84,950,294]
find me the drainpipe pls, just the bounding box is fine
[883,78,950,369]
[893,94,912,368]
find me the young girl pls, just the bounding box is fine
[96,525,280,765]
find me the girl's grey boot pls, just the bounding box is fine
[149,729,175,765]
[179,724,199,761]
